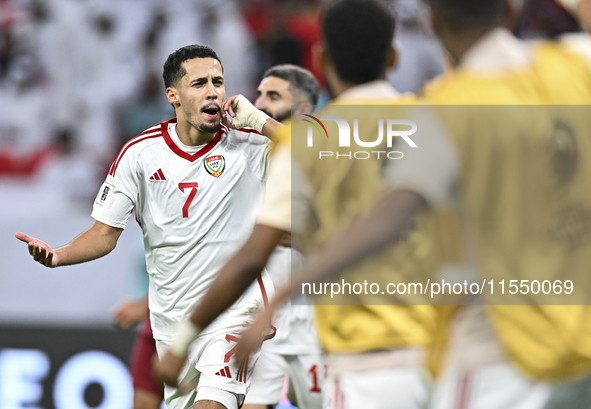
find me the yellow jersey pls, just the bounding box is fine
[423,39,591,380]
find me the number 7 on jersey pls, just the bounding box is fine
[178,182,199,218]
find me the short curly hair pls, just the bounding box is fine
[162,45,223,88]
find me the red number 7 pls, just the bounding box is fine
[178,182,199,218]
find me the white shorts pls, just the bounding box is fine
[323,367,430,409]
[244,347,324,409]
[430,363,591,409]
[155,329,262,409]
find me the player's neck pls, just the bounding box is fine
[176,119,216,147]
[327,65,387,98]
[441,27,499,67]
[332,77,386,98]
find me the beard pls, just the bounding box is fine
[270,108,291,123]
[199,120,221,134]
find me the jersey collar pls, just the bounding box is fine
[162,118,223,162]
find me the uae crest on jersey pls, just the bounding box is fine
[204,155,225,178]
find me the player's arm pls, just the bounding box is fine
[15,221,123,268]
[234,189,426,363]
[153,223,286,388]
[223,94,287,142]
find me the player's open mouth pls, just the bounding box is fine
[202,107,220,119]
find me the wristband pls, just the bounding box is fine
[231,95,270,133]
[170,320,202,357]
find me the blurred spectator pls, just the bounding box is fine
[0,126,99,218]
[116,73,173,150]
[157,0,256,97]
[387,0,445,94]
[241,0,323,90]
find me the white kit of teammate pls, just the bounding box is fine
[92,118,273,408]
[246,245,324,409]
[243,66,325,409]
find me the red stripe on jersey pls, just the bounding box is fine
[157,169,166,180]
[161,118,224,162]
[109,130,162,177]
[455,373,472,409]
[257,276,269,307]
[237,128,264,136]
[153,172,161,180]
[257,276,277,341]
[137,124,160,137]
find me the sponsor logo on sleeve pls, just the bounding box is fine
[95,182,114,206]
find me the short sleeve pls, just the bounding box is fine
[384,108,460,207]
[229,128,271,180]
[256,144,313,233]
[256,145,291,232]
[91,149,139,229]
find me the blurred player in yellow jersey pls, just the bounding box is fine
[154,1,445,408]
[235,0,591,408]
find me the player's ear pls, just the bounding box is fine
[166,87,179,106]
[298,101,313,116]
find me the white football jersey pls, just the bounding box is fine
[92,119,272,341]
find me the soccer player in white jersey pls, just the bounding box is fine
[15,44,285,409]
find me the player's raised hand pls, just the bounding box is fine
[223,95,269,132]
[15,232,59,267]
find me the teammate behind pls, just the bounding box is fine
[16,44,285,409]
[243,65,324,409]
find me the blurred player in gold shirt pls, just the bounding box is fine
[238,0,591,408]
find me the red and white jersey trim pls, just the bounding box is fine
[109,119,232,176]
[109,125,162,177]
[162,118,225,162]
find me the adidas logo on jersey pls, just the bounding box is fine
[215,366,232,378]
[149,169,166,181]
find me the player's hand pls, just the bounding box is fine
[113,299,149,330]
[15,232,59,267]
[153,350,194,392]
[235,305,276,365]
[223,95,270,133]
